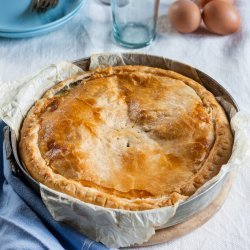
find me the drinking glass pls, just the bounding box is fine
[111,0,159,48]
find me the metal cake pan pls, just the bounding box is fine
[4,54,239,229]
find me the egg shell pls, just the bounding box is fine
[168,0,201,33]
[200,0,233,8]
[202,1,241,35]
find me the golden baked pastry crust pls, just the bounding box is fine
[19,66,233,210]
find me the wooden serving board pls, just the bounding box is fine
[134,174,234,248]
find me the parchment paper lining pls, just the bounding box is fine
[0,62,83,138]
[0,53,249,248]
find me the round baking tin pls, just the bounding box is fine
[4,53,239,231]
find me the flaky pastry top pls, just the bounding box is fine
[19,66,233,210]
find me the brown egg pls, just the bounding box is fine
[168,0,201,33]
[202,1,241,35]
[200,0,233,8]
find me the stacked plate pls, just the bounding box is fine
[0,0,85,38]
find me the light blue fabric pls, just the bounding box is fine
[0,122,108,250]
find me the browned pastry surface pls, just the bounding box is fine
[19,66,233,210]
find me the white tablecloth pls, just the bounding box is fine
[0,0,249,249]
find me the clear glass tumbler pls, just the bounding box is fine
[111,0,159,48]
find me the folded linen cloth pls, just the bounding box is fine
[0,121,108,250]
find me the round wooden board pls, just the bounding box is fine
[134,174,234,248]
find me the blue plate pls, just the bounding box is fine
[0,4,82,38]
[0,0,85,37]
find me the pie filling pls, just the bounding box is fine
[20,66,233,210]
